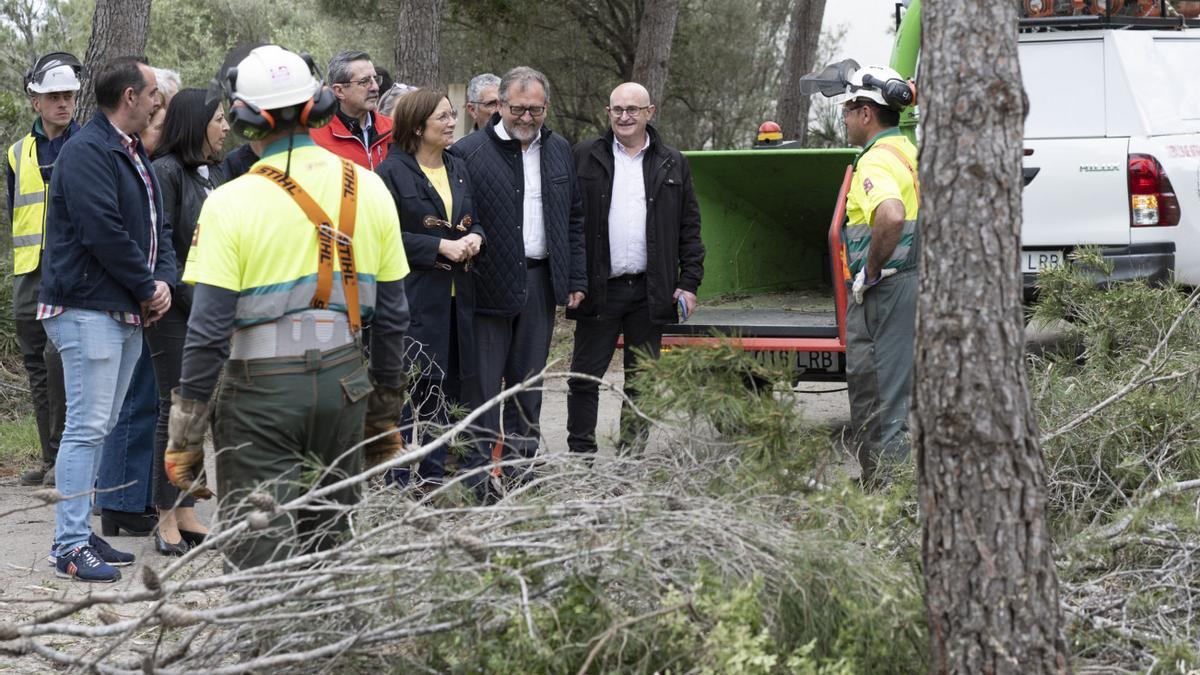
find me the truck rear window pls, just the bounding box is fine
[1153,39,1200,121]
[1020,40,1107,139]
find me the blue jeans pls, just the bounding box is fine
[44,309,142,552]
[95,338,157,514]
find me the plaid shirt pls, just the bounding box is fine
[37,129,158,326]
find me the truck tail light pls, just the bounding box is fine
[1128,153,1181,227]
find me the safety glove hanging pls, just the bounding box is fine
[852,267,897,304]
[363,383,407,469]
[164,388,215,499]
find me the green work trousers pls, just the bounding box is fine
[213,344,373,570]
[845,269,917,483]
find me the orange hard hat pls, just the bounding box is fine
[757,121,783,143]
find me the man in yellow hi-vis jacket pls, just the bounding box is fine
[6,52,82,486]
[839,64,920,485]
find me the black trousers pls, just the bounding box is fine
[566,274,663,454]
[13,270,65,467]
[465,265,555,480]
[399,297,463,483]
[144,303,195,511]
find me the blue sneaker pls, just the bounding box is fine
[89,533,135,567]
[55,545,121,583]
[46,546,57,566]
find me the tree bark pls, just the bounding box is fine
[393,0,445,87]
[76,0,152,124]
[631,0,682,107]
[914,2,1070,674]
[775,0,825,144]
[563,0,640,81]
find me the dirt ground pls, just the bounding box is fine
[0,319,1067,671]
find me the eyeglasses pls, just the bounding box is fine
[842,104,865,118]
[429,109,458,123]
[470,99,500,110]
[607,105,651,118]
[338,75,383,88]
[505,104,546,118]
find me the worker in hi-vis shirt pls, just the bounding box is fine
[836,64,920,486]
[165,45,411,569]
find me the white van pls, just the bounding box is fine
[1019,24,1200,294]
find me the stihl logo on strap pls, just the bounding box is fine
[252,159,362,335]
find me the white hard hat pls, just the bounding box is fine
[230,45,321,111]
[28,62,81,94]
[846,64,905,108]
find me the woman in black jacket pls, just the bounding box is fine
[145,88,229,555]
[377,88,484,485]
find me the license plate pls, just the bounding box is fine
[751,350,840,374]
[1022,250,1064,273]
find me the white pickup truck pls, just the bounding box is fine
[1019,21,1200,295]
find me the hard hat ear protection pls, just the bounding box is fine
[859,73,917,110]
[296,53,337,127]
[222,52,337,140]
[25,52,82,91]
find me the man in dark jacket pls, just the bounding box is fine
[566,82,704,455]
[39,56,175,583]
[450,66,586,488]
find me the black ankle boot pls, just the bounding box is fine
[99,509,158,537]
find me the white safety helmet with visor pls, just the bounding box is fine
[26,52,82,94]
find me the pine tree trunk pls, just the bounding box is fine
[776,0,825,144]
[631,0,682,107]
[393,0,445,87]
[76,0,153,123]
[914,2,1070,673]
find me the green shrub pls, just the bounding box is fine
[1031,250,1200,529]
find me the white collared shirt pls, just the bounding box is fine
[360,112,373,149]
[495,121,546,259]
[608,134,650,277]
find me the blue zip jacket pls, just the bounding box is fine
[39,111,175,314]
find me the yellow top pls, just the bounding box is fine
[421,162,457,296]
[420,163,453,220]
[183,138,409,327]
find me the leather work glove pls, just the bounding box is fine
[363,385,407,469]
[164,388,215,500]
[852,267,898,305]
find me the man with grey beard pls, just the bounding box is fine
[449,66,586,497]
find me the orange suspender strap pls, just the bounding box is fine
[334,159,360,333]
[251,160,362,335]
[873,143,921,209]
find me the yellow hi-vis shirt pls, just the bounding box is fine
[183,136,409,327]
[844,128,919,276]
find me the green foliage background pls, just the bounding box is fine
[0,0,852,152]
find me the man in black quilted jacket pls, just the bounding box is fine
[450,66,586,492]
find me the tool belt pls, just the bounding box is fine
[229,309,356,360]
